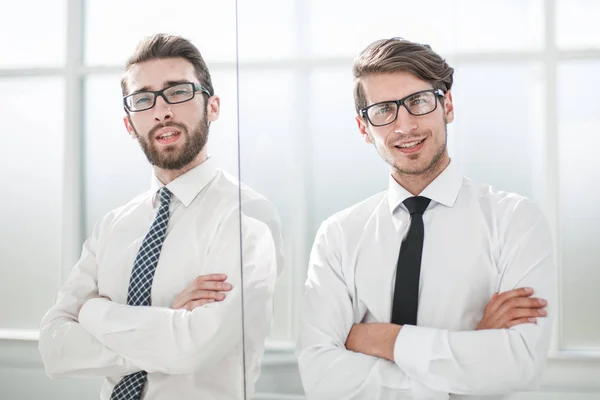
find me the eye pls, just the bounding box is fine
[408,96,428,106]
[135,96,152,104]
[373,104,394,115]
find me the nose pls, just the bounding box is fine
[152,95,173,122]
[393,106,417,135]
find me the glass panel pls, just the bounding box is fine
[0,77,64,328]
[558,60,600,348]
[84,0,237,65]
[0,1,66,68]
[451,63,545,202]
[307,0,543,58]
[309,67,389,231]
[237,69,296,343]
[237,0,296,61]
[556,0,600,50]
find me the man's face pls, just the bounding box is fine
[123,57,219,170]
[356,71,454,176]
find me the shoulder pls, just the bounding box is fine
[93,190,153,233]
[317,191,388,238]
[213,169,281,222]
[462,177,549,234]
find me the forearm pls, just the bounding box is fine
[79,215,278,375]
[385,205,556,395]
[39,220,141,379]
[298,345,406,399]
[79,296,242,375]
[392,323,553,395]
[346,323,402,362]
[39,315,140,378]
[348,314,554,396]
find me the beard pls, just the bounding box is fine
[392,125,447,176]
[370,121,448,176]
[132,113,209,170]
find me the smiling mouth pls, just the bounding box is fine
[395,139,425,149]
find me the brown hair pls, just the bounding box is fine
[353,37,454,114]
[120,33,214,98]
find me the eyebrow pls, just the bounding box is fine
[130,80,193,95]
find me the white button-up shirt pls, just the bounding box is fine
[39,157,285,399]
[297,160,556,400]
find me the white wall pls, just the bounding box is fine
[2,0,600,399]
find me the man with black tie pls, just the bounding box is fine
[297,37,556,399]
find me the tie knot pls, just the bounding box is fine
[403,196,430,215]
[158,187,172,205]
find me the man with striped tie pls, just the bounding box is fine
[39,34,284,400]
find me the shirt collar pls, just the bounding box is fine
[388,159,463,214]
[150,157,218,207]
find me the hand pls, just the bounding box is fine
[345,323,401,361]
[171,274,233,311]
[476,287,547,330]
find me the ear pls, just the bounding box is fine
[206,95,220,123]
[123,115,138,139]
[443,90,454,124]
[356,114,373,144]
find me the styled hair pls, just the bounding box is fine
[353,37,454,114]
[120,33,213,97]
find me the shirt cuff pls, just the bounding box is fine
[393,325,448,377]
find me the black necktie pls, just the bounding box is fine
[391,196,431,326]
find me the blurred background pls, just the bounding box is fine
[1,0,599,399]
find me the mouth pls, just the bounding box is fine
[394,138,426,154]
[155,130,182,145]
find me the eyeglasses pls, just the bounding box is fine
[359,88,445,127]
[123,82,211,112]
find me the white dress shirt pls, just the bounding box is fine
[39,157,285,400]
[297,160,556,400]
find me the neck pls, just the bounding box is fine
[392,155,450,196]
[154,148,209,185]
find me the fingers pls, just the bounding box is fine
[189,289,227,302]
[497,296,547,315]
[504,317,538,329]
[479,287,549,330]
[181,299,216,311]
[195,280,233,291]
[192,274,233,292]
[501,306,547,322]
[174,289,228,309]
[193,274,228,284]
[172,274,233,309]
[487,287,535,315]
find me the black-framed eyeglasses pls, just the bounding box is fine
[359,88,445,127]
[123,82,211,112]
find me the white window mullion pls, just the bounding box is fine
[61,0,85,285]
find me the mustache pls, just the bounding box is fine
[149,121,187,139]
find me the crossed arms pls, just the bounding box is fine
[39,211,278,378]
[297,201,557,399]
